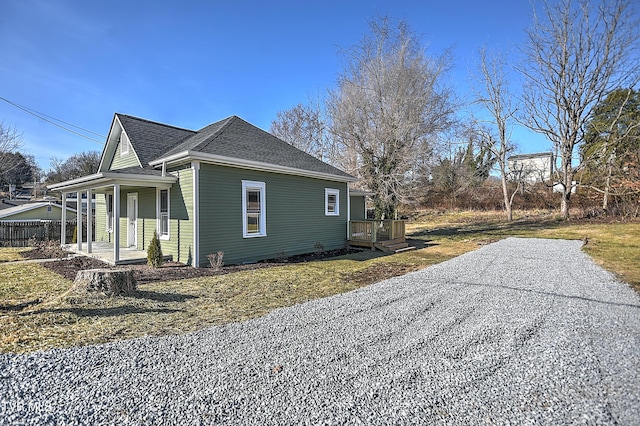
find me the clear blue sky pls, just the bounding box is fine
[0,0,548,172]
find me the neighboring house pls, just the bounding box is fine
[507,152,555,184]
[48,113,357,266]
[0,201,77,221]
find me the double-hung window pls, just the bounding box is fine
[158,189,170,239]
[242,181,266,237]
[325,188,339,216]
[106,194,114,232]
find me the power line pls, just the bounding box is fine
[0,96,106,144]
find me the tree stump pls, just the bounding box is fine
[73,269,137,296]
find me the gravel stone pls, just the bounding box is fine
[1,237,639,425]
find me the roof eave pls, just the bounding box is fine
[47,172,177,192]
[150,151,357,182]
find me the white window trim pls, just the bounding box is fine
[325,188,340,216]
[157,188,170,240]
[120,131,129,156]
[242,180,266,238]
[106,193,114,233]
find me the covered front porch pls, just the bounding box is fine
[65,241,174,265]
[48,170,177,265]
[65,242,151,265]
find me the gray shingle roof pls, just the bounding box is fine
[117,114,353,180]
[117,114,195,168]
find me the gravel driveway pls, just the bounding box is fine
[1,237,639,425]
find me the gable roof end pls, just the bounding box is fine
[115,114,195,168]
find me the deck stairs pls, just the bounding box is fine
[373,238,416,253]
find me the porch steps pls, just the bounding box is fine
[374,239,416,253]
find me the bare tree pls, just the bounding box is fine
[474,47,519,221]
[519,0,639,219]
[581,87,640,214]
[328,16,454,219]
[270,98,338,164]
[46,150,101,184]
[0,122,24,181]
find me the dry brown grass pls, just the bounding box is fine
[1,209,638,353]
[0,247,30,262]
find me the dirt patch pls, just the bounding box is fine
[342,263,422,287]
[20,241,69,260]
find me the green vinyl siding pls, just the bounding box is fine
[95,194,108,242]
[349,194,367,220]
[159,168,194,265]
[108,137,140,170]
[114,188,152,249]
[198,163,348,265]
[95,168,193,264]
[118,169,193,264]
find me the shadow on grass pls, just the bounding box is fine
[406,239,438,250]
[134,290,199,303]
[26,305,182,317]
[0,299,42,312]
[409,218,564,240]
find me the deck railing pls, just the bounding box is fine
[349,220,406,243]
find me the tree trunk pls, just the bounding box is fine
[500,164,513,222]
[560,157,574,220]
[74,269,137,296]
[560,194,570,220]
[602,161,613,212]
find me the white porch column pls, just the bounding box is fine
[113,183,120,263]
[76,192,83,251]
[61,192,67,245]
[86,189,92,253]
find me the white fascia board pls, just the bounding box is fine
[150,151,357,183]
[97,115,143,172]
[47,172,176,192]
[97,115,120,172]
[47,173,107,190]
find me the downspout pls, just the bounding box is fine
[192,161,200,267]
[162,161,166,177]
[346,183,351,241]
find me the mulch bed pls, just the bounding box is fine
[19,246,363,284]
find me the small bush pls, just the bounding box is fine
[276,249,288,263]
[208,251,224,271]
[313,241,325,256]
[147,231,163,268]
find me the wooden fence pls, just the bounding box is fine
[0,220,90,247]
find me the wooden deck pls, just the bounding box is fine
[348,220,415,253]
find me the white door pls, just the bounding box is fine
[127,193,138,248]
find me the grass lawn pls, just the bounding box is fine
[1,210,638,354]
[0,247,30,263]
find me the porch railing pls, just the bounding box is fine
[349,220,406,243]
